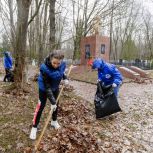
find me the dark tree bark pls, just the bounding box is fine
[8,0,16,53]
[38,1,48,65]
[109,0,114,60]
[49,0,56,51]
[14,0,32,88]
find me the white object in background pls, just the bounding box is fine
[32,59,36,66]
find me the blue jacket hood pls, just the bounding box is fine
[92,58,105,70]
[38,58,66,92]
[4,51,10,57]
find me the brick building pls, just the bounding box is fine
[80,34,110,65]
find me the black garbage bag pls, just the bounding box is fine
[94,82,121,119]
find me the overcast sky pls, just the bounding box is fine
[0,0,153,44]
[142,0,153,14]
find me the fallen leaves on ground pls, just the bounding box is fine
[0,68,153,153]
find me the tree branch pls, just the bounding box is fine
[28,0,43,26]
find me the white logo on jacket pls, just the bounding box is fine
[105,74,111,79]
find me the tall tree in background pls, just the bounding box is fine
[0,0,153,65]
[71,0,110,59]
[38,0,49,64]
[14,0,32,88]
[27,0,46,62]
[49,0,56,51]
[109,0,114,60]
[8,0,16,53]
[111,0,141,60]
[143,12,153,60]
[71,0,128,60]
[122,37,138,60]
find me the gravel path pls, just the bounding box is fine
[70,80,153,152]
[69,80,97,102]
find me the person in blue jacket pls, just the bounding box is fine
[92,58,123,96]
[3,51,13,82]
[30,50,69,140]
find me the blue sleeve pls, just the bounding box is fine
[3,57,6,67]
[40,63,62,79]
[98,69,102,81]
[61,62,67,80]
[112,66,123,85]
[8,57,13,66]
[60,62,66,74]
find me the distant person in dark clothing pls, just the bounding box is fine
[3,51,14,82]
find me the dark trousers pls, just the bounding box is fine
[33,89,59,128]
[3,68,14,82]
[3,68,10,82]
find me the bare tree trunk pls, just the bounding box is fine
[71,0,110,60]
[37,0,47,65]
[8,0,16,53]
[109,0,114,61]
[143,14,153,60]
[28,6,34,60]
[35,0,40,56]
[14,0,32,88]
[49,0,56,51]
[83,0,88,37]
[72,0,83,60]
[38,1,48,64]
[28,0,42,61]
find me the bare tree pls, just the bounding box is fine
[70,0,129,60]
[49,0,56,51]
[8,0,16,52]
[28,0,42,60]
[0,0,17,51]
[71,0,110,59]
[38,0,49,64]
[109,0,115,60]
[111,0,141,60]
[143,12,153,60]
[14,0,32,88]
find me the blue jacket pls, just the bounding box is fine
[38,58,66,92]
[92,58,123,86]
[3,52,13,69]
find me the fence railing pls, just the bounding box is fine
[110,60,153,70]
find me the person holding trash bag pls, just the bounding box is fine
[92,58,123,97]
[92,58,123,118]
[30,50,69,140]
